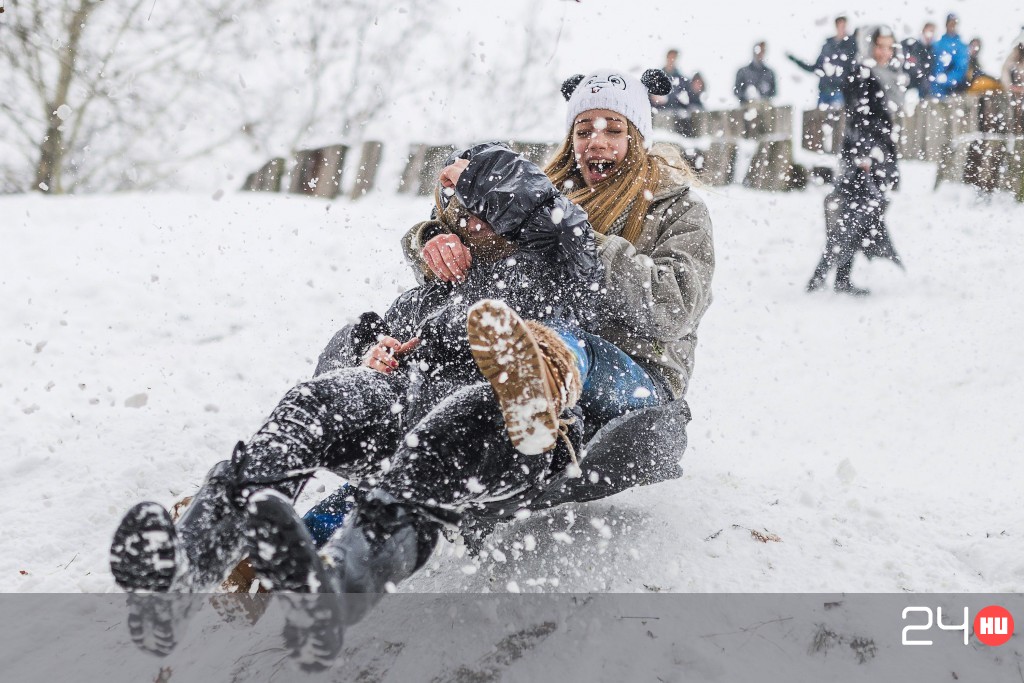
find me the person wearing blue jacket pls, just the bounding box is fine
[932,13,970,98]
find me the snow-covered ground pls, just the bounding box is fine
[3,161,1024,596]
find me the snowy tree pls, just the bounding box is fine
[227,0,439,158]
[0,0,439,193]
[0,0,258,193]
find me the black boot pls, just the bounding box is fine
[833,258,869,296]
[244,490,344,671]
[806,255,831,292]
[110,502,181,593]
[320,491,441,611]
[833,281,871,296]
[244,489,441,670]
[110,446,250,593]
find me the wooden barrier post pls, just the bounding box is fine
[964,140,1007,193]
[397,144,427,194]
[701,141,737,186]
[801,108,844,155]
[241,157,285,192]
[349,141,383,200]
[416,145,458,196]
[310,144,347,199]
[743,139,797,192]
[923,99,952,163]
[288,149,321,195]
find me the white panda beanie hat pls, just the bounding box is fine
[562,69,671,147]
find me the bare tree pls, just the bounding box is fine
[0,0,248,193]
[229,0,439,159]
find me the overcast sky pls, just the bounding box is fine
[447,0,1023,110]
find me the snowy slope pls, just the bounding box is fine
[4,161,1023,596]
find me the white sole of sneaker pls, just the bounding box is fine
[466,300,558,455]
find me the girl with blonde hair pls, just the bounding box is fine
[417,68,715,448]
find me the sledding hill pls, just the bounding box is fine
[3,162,1024,599]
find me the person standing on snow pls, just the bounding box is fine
[734,41,778,103]
[650,48,696,135]
[806,27,906,296]
[902,22,937,99]
[787,15,857,108]
[931,13,970,98]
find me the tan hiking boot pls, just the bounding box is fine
[467,300,582,455]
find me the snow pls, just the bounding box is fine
[4,160,1023,597]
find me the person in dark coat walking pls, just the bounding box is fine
[902,22,937,98]
[734,41,777,103]
[787,15,857,108]
[806,27,906,296]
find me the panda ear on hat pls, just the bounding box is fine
[641,69,672,96]
[561,74,585,101]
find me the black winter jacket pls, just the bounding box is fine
[319,142,602,424]
[839,62,900,191]
[902,38,934,97]
[733,60,777,103]
[788,36,857,97]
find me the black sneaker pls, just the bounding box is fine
[244,491,344,671]
[125,593,201,657]
[110,502,181,593]
[834,282,870,296]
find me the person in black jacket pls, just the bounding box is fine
[651,49,699,135]
[787,16,857,108]
[902,22,936,98]
[734,41,777,103]
[806,27,906,296]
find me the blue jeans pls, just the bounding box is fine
[549,324,667,427]
[818,90,844,108]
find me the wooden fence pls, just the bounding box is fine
[241,95,1024,202]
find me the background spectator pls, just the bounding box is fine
[902,22,936,98]
[932,13,969,98]
[964,37,1002,93]
[1002,29,1024,93]
[1004,29,1024,134]
[734,41,777,103]
[689,72,707,110]
[786,15,857,108]
[651,48,697,135]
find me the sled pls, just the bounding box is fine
[530,398,691,509]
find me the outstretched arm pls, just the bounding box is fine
[787,53,817,73]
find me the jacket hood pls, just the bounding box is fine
[650,142,693,200]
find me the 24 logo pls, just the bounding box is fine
[902,605,1014,646]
